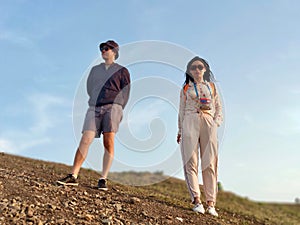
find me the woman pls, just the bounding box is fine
[177,56,223,217]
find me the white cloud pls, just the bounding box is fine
[127,99,168,131]
[126,2,169,38]
[0,139,17,153]
[255,169,300,202]
[116,98,171,149]
[0,30,35,48]
[27,93,67,134]
[282,108,300,133]
[19,138,51,151]
[1,92,71,154]
[276,40,300,61]
[237,106,300,137]
[290,89,300,94]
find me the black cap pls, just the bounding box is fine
[99,40,119,59]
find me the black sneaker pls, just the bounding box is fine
[57,174,78,186]
[97,179,108,191]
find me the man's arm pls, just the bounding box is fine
[120,67,131,108]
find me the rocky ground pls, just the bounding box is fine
[0,153,299,224]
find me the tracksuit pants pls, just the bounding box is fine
[181,111,218,203]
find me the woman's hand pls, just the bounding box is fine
[177,134,181,144]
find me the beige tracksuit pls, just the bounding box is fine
[178,81,223,203]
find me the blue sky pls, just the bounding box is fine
[1,0,300,203]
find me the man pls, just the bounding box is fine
[57,40,130,190]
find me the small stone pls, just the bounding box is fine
[47,204,56,210]
[115,204,122,212]
[85,214,94,221]
[10,208,18,217]
[129,197,140,204]
[114,218,124,225]
[70,201,77,206]
[176,217,183,222]
[95,199,103,206]
[141,211,148,217]
[57,218,65,224]
[102,219,112,225]
[26,206,34,217]
[166,215,172,220]
[26,216,35,222]
[32,181,41,187]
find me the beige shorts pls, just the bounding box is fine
[82,104,123,138]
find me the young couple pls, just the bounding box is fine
[57,40,223,217]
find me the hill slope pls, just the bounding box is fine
[0,153,299,224]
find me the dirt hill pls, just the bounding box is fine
[0,153,299,224]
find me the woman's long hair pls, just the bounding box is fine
[184,56,216,85]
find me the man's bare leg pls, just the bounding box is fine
[100,132,115,179]
[71,130,96,177]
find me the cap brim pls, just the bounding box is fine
[99,42,106,49]
[100,42,116,49]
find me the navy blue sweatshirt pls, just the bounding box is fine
[87,63,130,108]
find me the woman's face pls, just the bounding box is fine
[189,60,207,81]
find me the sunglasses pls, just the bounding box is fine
[190,65,204,71]
[100,46,111,52]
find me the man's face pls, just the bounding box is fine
[101,45,116,61]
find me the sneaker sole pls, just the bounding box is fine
[193,209,205,214]
[97,187,108,191]
[207,212,218,217]
[57,181,79,186]
[206,209,218,217]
